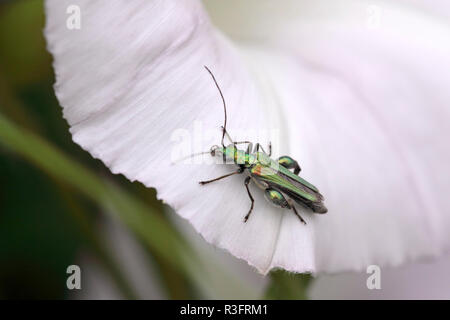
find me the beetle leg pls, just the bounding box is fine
[287,199,307,225]
[277,156,301,174]
[220,125,234,144]
[254,143,266,154]
[243,176,254,222]
[246,142,253,155]
[220,126,251,146]
[263,188,290,209]
[263,188,307,224]
[199,168,243,185]
[254,142,272,156]
[233,141,252,146]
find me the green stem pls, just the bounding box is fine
[263,270,313,300]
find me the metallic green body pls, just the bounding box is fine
[219,145,326,213]
[201,65,326,221]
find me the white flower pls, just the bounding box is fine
[311,255,450,299]
[45,0,450,274]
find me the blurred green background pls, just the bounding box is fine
[0,0,310,299]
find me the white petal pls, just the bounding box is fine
[227,0,450,273]
[45,0,294,274]
[45,0,450,274]
[310,255,450,299]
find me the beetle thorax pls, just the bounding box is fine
[213,145,255,167]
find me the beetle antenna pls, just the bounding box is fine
[172,151,212,164]
[173,145,220,164]
[204,66,227,147]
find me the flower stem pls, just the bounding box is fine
[263,270,313,300]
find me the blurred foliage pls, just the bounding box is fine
[0,156,83,299]
[0,0,311,299]
[0,0,80,299]
[264,271,312,300]
[0,0,51,87]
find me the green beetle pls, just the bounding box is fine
[199,66,327,224]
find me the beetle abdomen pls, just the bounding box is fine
[286,189,328,214]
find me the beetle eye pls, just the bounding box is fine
[210,145,219,156]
